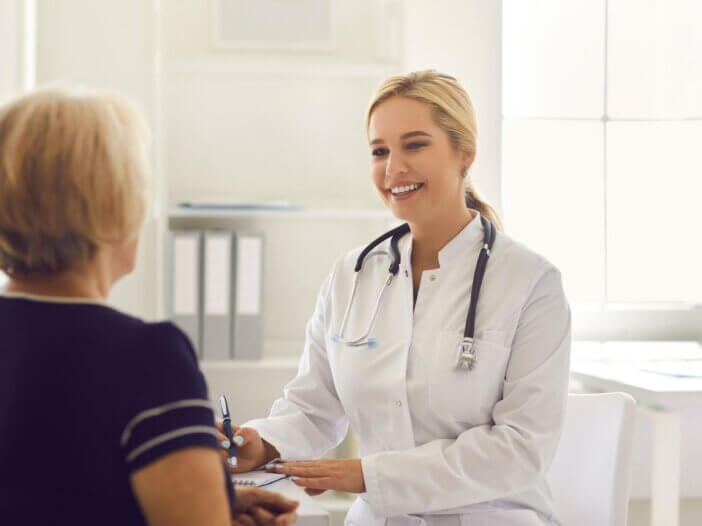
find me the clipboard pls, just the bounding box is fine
[231,470,289,488]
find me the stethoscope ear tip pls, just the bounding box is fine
[367,338,378,349]
[331,335,340,343]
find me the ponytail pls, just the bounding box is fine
[464,181,503,232]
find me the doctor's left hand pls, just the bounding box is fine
[267,459,366,496]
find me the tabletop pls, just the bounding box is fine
[570,341,702,410]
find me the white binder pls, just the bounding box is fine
[202,231,234,360]
[202,231,264,361]
[169,231,203,356]
[232,233,264,360]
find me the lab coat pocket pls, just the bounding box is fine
[429,330,511,424]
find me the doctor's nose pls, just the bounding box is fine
[385,152,409,179]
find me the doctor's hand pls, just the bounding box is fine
[216,422,281,473]
[232,486,299,526]
[267,459,366,496]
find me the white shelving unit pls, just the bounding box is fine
[167,206,394,361]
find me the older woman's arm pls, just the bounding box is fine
[131,448,231,526]
[121,323,298,526]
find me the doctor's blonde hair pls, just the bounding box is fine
[365,70,502,231]
[0,88,150,276]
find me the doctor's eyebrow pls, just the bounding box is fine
[369,130,434,145]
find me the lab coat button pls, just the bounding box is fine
[429,274,436,281]
[395,400,402,407]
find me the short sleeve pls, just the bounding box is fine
[117,322,219,472]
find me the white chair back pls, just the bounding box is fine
[547,392,636,526]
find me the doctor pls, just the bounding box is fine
[231,70,571,525]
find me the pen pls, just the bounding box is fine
[218,395,238,468]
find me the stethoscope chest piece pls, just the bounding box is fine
[456,337,477,370]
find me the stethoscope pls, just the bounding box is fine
[332,216,496,371]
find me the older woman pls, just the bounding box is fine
[0,89,297,526]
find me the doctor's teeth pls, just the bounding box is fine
[391,183,421,195]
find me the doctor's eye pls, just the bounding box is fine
[371,147,389,157]
[405,141,427,151]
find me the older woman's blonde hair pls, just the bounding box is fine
[365,70,502,231]
[0,88,149,276]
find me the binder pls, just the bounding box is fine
[169,231,203,356]
[201,231,264,360]
[202,231,234,360]
[232,233,264,360]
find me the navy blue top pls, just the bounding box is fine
[0,295,234,525]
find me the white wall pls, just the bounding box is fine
[161,0,398,209]
[403,0,503,214]
[1,0,33,289]
[0,0,24,104]
[35,0,158,319]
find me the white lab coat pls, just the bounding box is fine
[245,213,571,526]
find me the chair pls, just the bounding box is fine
[547,392,636,526]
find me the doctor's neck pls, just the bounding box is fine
[409,206,474,270]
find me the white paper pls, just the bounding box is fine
[231,470,288,487]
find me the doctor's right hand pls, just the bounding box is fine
[216,422,281,473]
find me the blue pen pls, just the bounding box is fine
[219,395,238,468]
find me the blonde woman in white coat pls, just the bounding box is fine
[228,70,571,526]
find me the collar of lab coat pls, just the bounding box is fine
[400,209,485,271]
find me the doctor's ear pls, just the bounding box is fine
[460,150,475,174]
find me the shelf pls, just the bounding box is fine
[170,207,392,220]
[166,58,398,79]
[200,358,301,371]
[169,207,395,231]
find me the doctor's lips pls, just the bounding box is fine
[388,182,425,196]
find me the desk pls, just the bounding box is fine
[570,341,702,526]
[260,478,330,526]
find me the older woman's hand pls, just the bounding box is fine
[233,486,298,525]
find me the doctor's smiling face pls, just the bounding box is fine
[368,96,472,226]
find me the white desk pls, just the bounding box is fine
[260,478,330,526]
[570,341,702,526]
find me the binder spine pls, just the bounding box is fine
[232,233,264,360]
[169,230,203,357]
[202,231,234,360]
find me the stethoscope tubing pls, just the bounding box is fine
[334,217,496,356]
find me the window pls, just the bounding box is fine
[502,0,702,338]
